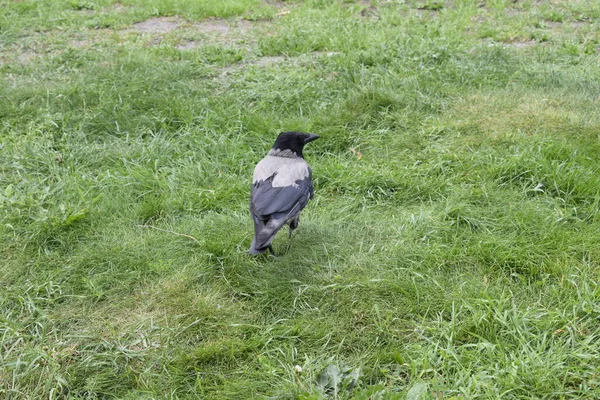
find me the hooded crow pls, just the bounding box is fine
[249,131,320,255]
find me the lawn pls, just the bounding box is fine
[1,0,600,398]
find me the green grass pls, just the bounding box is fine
[2,0,600,398]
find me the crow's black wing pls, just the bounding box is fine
[251,178,312,219]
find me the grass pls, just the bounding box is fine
[1,0,600,398]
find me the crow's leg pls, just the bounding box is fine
[285,218,300,254]
[267,245,277,256]
[288,216,299,239]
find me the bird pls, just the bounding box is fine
[249,131,320,255]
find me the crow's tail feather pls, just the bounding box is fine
[249,216,286,254]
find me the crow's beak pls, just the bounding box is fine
[304,133,320,144]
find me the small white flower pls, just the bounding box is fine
[294,365,303,374]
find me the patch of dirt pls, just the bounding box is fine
[264,0,287,9]
[176,40,202,50]
[218,51,339,75]
[132,17,181,34]
[112,2,129,12]
[251,55,286,66]
[471,13,488,22]
[505,9,522,17]
[571,21,588,28]
[546,21,563,28]
[415,8,439,17]
[311,51,341,57]
[16,51,37,64]
[69,39,93,48]
[183,20,265,49]
[125,17,273,50]
[236,19,258,34]
[216,55,286,77]
[509,40,536,48]
[194,19,230,35]
[0,50,43,66]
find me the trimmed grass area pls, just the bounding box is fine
[1,0,600,398]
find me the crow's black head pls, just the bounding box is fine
[271,131,320,158]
